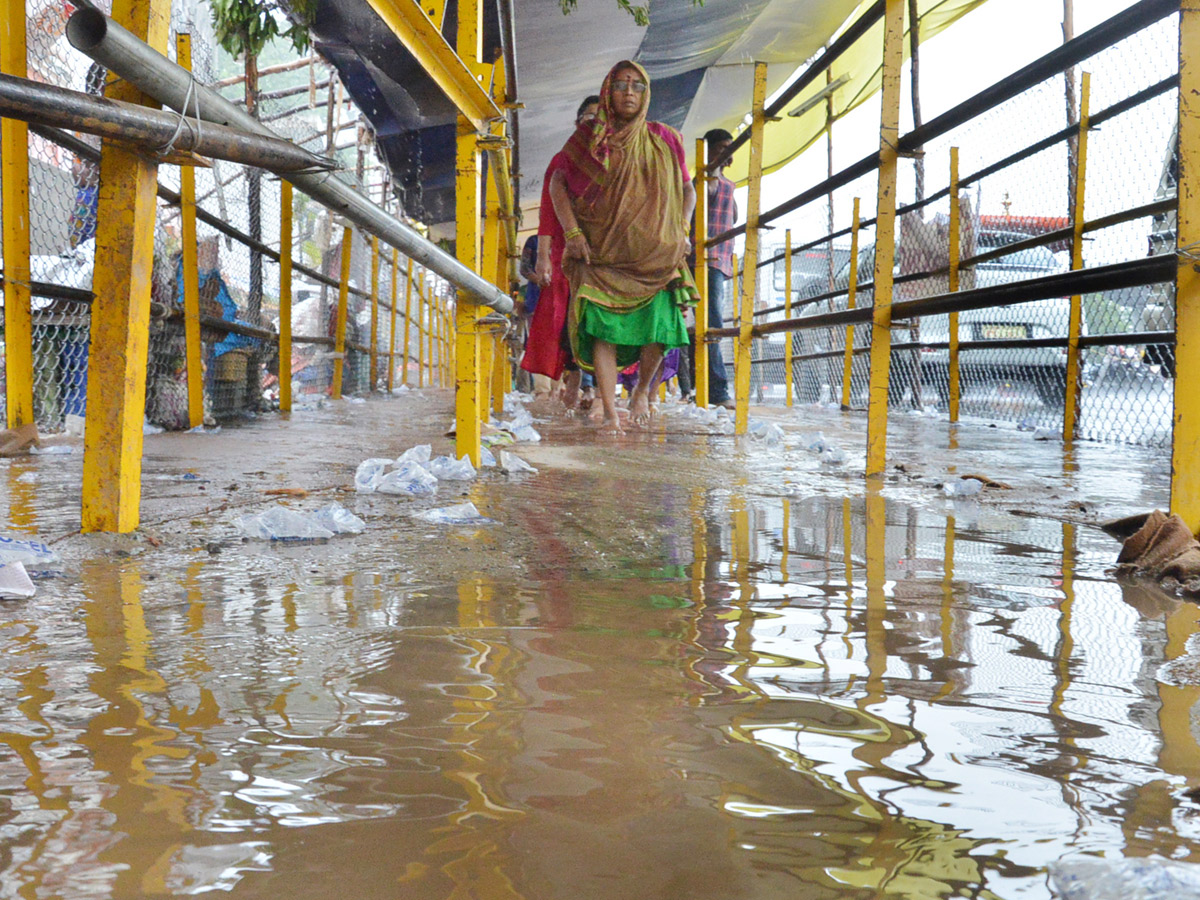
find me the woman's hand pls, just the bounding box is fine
[564,233,591,265]
[535,254,553,286]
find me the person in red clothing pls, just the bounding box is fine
[520,95,601,410]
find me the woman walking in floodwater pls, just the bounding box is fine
[549,60,698,433]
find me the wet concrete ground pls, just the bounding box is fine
[0,390,1196,898]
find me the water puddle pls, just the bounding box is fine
[0,413,1195,898]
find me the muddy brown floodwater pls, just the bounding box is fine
[0,391,1197,899]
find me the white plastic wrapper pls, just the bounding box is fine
[354,458,393,492]
[414,502,496,525]
[312,502,366,535]
[236,506,335,541]
[427,455,477,481]
[376,462,438,495]
[1050,856,1200,900]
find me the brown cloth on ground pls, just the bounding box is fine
[1102,510,1200,593]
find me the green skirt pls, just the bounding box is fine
[574,289,689,371]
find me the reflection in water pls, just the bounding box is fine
[0,464,1196,897]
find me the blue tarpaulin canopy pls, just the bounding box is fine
[299,0,986,231]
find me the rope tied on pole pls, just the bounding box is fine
[155,71,202,158]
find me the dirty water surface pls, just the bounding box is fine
[0,393,1196,899]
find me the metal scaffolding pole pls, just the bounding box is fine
[65,8,513,314]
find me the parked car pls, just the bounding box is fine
[791,230,1074,406]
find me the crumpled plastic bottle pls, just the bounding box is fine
[236,506,335,541]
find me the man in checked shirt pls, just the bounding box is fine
[698,128,737,408]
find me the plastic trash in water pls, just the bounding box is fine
[942,478,983,497]
[188,424,221,434]
[483,430,516,449]
[392,384,411,395]
[511,424,542,443]
[16,472,38,483]
[375,462,438,495]
[355,457,393,493]
[143,419,165,435]
[499,451,538,475]
[479,447,497,468]
[0,562,35,600]
[801,432,827,453]
[427,455,477,481]
[236,505,335,541]
[761,423,785,446]
[0,535,58,568]
[414,502,496,525]
[820,446,846,465]
[31,445,74,455]
[1034,427,1059,441]
[1049,856,1200,900]
[395,444,432,468]
[312,502,366,535]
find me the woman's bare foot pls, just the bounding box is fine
[599,413,625,435]
[629,391,652,427]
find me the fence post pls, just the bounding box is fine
[174,33,207,426]
[417,272,425,388]
[1173,4,1200,532]
[279,180,293,413]
[948,149,961,423]
[841,198,861,409]
[784,230,794,407]
[454,0,484,465]
[694,139,710,408]
[402,258,414,386]
[388,249,398,393]
[370,236,380,392]
[1,0,33,427]
[80,0,170,533]
[864,0,906,478]
[332,224,351,399]
[734,62,768,436]
[1063,72,1091,442]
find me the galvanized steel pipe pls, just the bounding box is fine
[0,73,332,172]
[66,7,513,313]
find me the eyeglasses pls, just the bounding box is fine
[611,80,647,94]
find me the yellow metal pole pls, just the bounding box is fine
[492,332,506,415]
[864,0,906,478]
[784,229,794,407]
[694,138,710,408]
[402,258,414,386]
[387,249,398,392]
[428,283,437,386]
[1063,72,1091,442]
[369,236,380,393]
[734,61,768,436]
[1174,7,1200,532]
[417,273,426,388]
[948,149,961,423]
[176,34,206,427]
[455,131,483,462]
[841,198,861,409]
[80,0,170,533]
[332,225,351,399]
[1,0,33,427]
[278,180,293,413]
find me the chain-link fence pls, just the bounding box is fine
[2,0,452,435]
[731,8,1177,450]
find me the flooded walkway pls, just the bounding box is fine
[0,392,1196,898]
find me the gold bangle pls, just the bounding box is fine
[564,227,583,241]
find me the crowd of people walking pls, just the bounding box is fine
[518,60,739,434]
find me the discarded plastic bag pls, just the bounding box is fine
[0,535,58,567]
[0,562,35,600]
[375,462,438,495]
[414,502,495,525]
[801,432,827,453]
[313,502,366,535]
[236,506,335,541]
[1049,856,1200,900]
[943,478,983,498]
[479,447,497,467]
[499,451,537,475]
[427,455,476,481]
[355,457,393,492]
[395,444,432,467]
[820,446,846,465]
[511,424,542,443]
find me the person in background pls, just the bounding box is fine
[522,96,601,411]
[697,127,737,409]
[550,62,697,433]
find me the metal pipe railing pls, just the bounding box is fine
[66,8,512,314]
